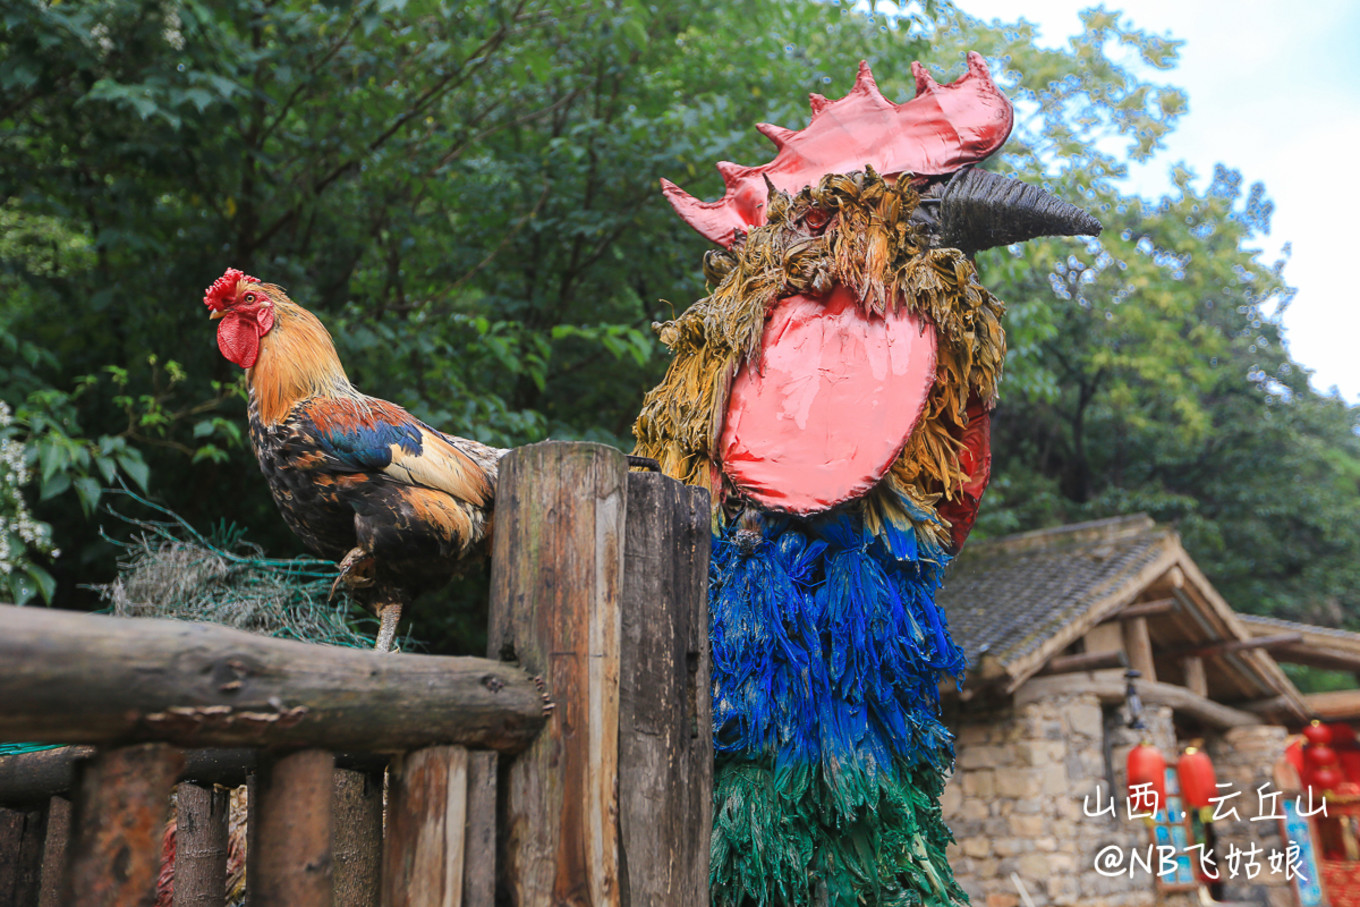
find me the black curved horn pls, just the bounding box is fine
[935,167,1101,254]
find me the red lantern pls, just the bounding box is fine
[1308,744,1339,768]
[1304,721,1333,746]
[1127,743,1167,813]
[1312,766,1342,791]
[1177,747,1217,809]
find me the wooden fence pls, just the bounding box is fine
[0,442,712,907]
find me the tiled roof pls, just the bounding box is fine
[939,514,1174,671]
[1239,613,1360,645]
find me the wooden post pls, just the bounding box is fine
[64,743,182,907]
[333,767,383,907]
[249,749,334,907]
[174,782,229,907]
[618,472,712,905]
[1183,655,1208,698]
[0,805,47,906]
[488,442,627,907]
[462,753,497,907]
[1122,616,1157,683]
[381,746,468,907]
[37,796,69,907]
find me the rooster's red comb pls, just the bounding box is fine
[203,268,259,311]
[661,53,1014,247]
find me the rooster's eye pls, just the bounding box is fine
[244,293,256,304]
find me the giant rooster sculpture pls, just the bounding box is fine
[633,54,1100,905]
[202,270,503,651]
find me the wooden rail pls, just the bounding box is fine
[0,442,712,907]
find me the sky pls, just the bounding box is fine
[952,0,1360,403]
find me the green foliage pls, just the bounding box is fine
[933,8,1360,629]
[3,0,1357,650]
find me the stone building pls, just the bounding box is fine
[937,515,1335,907]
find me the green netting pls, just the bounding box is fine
[93,491,385,649]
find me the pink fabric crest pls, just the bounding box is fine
[661,53,1013,248]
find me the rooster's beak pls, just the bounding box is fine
[209,310,227,321]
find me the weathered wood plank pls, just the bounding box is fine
[36,795,69,907]
[0,804,47,906]
[0,605,545,753]
[461,752,496,907]
[381,746,468,907]
[249,749,334,907]
[173,782,229,907]
[488,442,626,907]
[63,743,182,907]
[618,473,711,906]
[333,767,383,907]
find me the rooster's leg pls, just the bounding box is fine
[374,602,402,653]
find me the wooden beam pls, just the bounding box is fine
[249,749,334,907]
[1099,597,1177,622]
[0,605,545,753]
[36,797,68,907]
[381,746,467,907]
[64,743,181,907]
[0,747,390,807]
[1182,656,1208,698]
[0,804,47,907]
[1037,650,1128,676]
[332,767,382,907]
[488,442,626,907]
[173,782,229,907]
[618,472,712,906]
[1122,617,1157,682]
[461,752,497,907]
[1015,674,1260,728]
[1178,633,1304,659]
[1303,689,1360,723]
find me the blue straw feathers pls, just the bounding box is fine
[709,510,969,906]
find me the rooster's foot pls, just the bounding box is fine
[329,548,376,601]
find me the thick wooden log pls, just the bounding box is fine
[333,768,383,907]
[173,782,229,907]
[37,796,69,907]
[0,804,47,906]
[1015,674,1259,728]
[0,746,388,806]
[0,604,544,753]
[618,472,712,906]
[462,752,497,907]
[381,746,468,907]
[64,743,182,907]
[249,749,334,907]
[488,442,626,907]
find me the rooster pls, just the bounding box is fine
[633,56,1099,905]
[202,268,502,651]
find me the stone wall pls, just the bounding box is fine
[943,693,1197,907]
[1205,725,1295,907]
